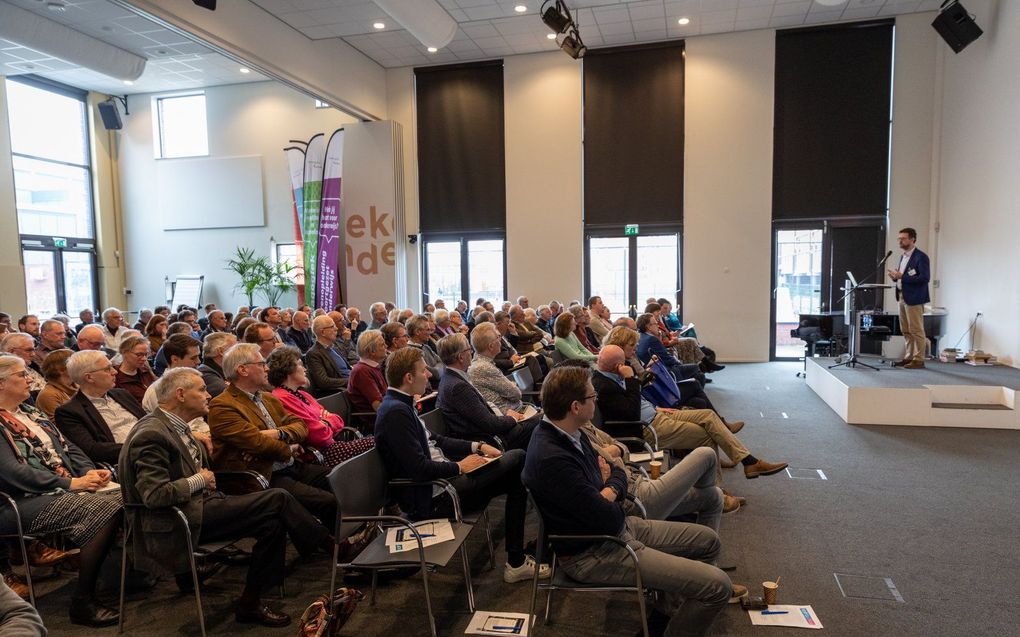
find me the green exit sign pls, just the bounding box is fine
[624,224,639,236]
[53,237,67,248]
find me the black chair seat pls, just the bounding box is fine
[351,521,474,569]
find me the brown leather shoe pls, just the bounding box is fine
[729,584,749,603]
[3,573,29,599]
[725,420,745,434]
[891,359,910,367]
[904,360,925,369]
[723,494,742,514]
[236,605,292,627]
[722,488,747,505]
[8,541,76,568]
[744,459,788,479]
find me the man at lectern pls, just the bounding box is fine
[887,227,930,369]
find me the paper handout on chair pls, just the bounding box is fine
[747,605,822,629]
[385,519,455,553]
[465,610,530,635]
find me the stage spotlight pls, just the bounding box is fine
[541,0,572,34]
[560,26,586,59]
[192,0,216,10]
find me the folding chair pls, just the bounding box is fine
[0,491,55,608]
[326,449,476,637]
[526,492,650,637]
[511,366,543,406]
[320,390,377,434]
[317,391,365,442]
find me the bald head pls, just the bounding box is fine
[292,311,310,331]
[597,344,626,372]
[77,325,106,351]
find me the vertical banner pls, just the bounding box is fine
[317,129,344,310]
[301,134,325,307]
[284,145,306,303]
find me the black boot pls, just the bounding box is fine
[69,598,120,627]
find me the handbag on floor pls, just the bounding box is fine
[297,587,364,637]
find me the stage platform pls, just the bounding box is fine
[805,357,1020,429]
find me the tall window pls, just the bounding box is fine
[5,77,98,317]
[154,93,208,159]
[584,227,681,320]
[422,235,505,308]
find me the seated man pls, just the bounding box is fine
[99,307,127,352]
[143,334,203,412]
[120,368,332,628]
[468,323,526,413]
[151,322,195,376]
[54,350,147,464]
[594,346,787,480]
[328,311,359,365]
[374,347,549,583]
[199,309,229,341]
[284,311,314,353]
[507,306,544,354]
[304,315,351,398]
[436,333,537,451]
[197,331,236,399]
[523,366,745,637]
[635,313,706,387]
[243,321,282,361]
[406,314,441,390]
[208,343,337,526]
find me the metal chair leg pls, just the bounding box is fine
[459,543,476,612]
[420,563,438,637]
[369,569,378,606]
[117,523,130,633]
[544,558,556,624]
[482,510,496,571]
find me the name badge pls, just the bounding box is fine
[908,268,917,276]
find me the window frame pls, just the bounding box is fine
[420,232,507,309]
[152,91,209,159]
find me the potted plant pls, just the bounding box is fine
[225,247,268,308]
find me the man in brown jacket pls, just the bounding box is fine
[208,343,336,526]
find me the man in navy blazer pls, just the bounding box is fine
[374,347,549,584]
[888,227,931,369]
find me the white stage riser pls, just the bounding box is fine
[805,359,1020,429]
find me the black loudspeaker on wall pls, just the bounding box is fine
[932,0,983,53]
[97,100,122,130]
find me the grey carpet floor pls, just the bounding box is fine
[32,362,1020,636]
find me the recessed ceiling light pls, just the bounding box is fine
[123,80,133,86]
[427,46,438,53]
[678,17,690,26]
[239,67,250,73]
[514,5,527,13]
[546,33,556,40]
[373,22,385,29]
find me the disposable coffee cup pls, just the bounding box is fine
[649,460,662,480]
[762,581,779,605]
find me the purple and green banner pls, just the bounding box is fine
[284,144,306,303]
[316,128,344,310]
[300,133,325,308]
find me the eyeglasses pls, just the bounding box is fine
[243,361,268,368]
[578,393,598,403]
[88,365,115,374]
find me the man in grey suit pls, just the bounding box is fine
[119,368,332,628]
[304,315,351,398]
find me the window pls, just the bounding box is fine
[584,227,681,320]
[274,242,305,286]
[422,235,505,308]
[5,76,99,317]
[154,93,208,158]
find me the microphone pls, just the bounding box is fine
[878,250,893,267]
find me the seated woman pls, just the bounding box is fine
[144,314,167,358]
[0,355,122,627]
[266,347,374,468]
[347,330,389,415]
[552,313,597,363]
[36,349,76,420]
[115,336,156,405]
[468,323,525,413]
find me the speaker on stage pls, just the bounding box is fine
[97,100,122,130]
[932,0,983,53]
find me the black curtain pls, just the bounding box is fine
[773,21,894,220]
[415,61,505,233]
[583,42,684,226]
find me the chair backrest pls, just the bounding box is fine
[550,348,566,365]
[420,408,447,438]
[512,366,534,392]
[591,403,605,428]
[327,448,389,541]
[320,391,352,423]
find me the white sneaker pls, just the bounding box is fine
[503,556,551,583]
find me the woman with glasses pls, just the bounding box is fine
[114,336,156,404]
[347,330,388,415]
[0,355,123,627]
[0,334,45,394]
[266,347,374,468]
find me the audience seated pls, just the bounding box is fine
[304,315,351,398]
[198,331,237,398]
[53,350,146,465]
[208,343,337,526]
[37,349,76,420]
[374,347,549,583]
[199,309,228,341]
[197,303,216,331]
[491,312,524,373]
[368,302,387,330]
[658,298,723,374]
[34,319,67,367]
[635,313,705,386]
[569,305,600,355]
[534,305,554,335]
[244,321,282,361]
[345,307,367,342]
[593,345,787,482]
[283,311,313,352]
[508,306,544,354]
[522,365,742,637]
[327,311,359,365]
[99,308,127,352]
[267,347,374,467]
[151,322,194,376]
[16,315,40,342]
[144,314,168,354]
[448,309,469,334]
[347,330,388,413]
[74,309,94,335]
[0,355,123,627]
[120,367,331,628]
[143,335,210,436]
[1,334,45,394]
[132,308,153,332]
[553,312,597,363]
[74,325,115,359]
[114,336,156,404]
[436,333,537,451]
[406,314,442,389]
[587,296,611,341]
[468,323,526,414]
[433,309,456,339]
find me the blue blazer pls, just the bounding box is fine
[898,248,930,306]
[636,331,680,369]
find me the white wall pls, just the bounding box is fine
[683,29,775,361]
[934,0,1020,365]
[119,80,356,313]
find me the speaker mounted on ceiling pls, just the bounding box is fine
[932,0,983,53]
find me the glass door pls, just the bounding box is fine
[421,234,506,308]
[23,249,60,317]
[21,239,98,317]
[771,227,823,359]
[585,228,681,320]
[588,237,630,319]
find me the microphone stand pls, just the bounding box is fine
[831,251,893,372]
[838,251,894,306]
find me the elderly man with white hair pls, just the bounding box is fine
[54,349,146,464]
[99,307,126,351]
[1,333,45,392]
[304,314,351,398]
[282,310,313,353]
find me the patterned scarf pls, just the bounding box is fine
[0,404,72,478]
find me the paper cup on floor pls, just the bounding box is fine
[762,581,779,605]
[649,460,662,480]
